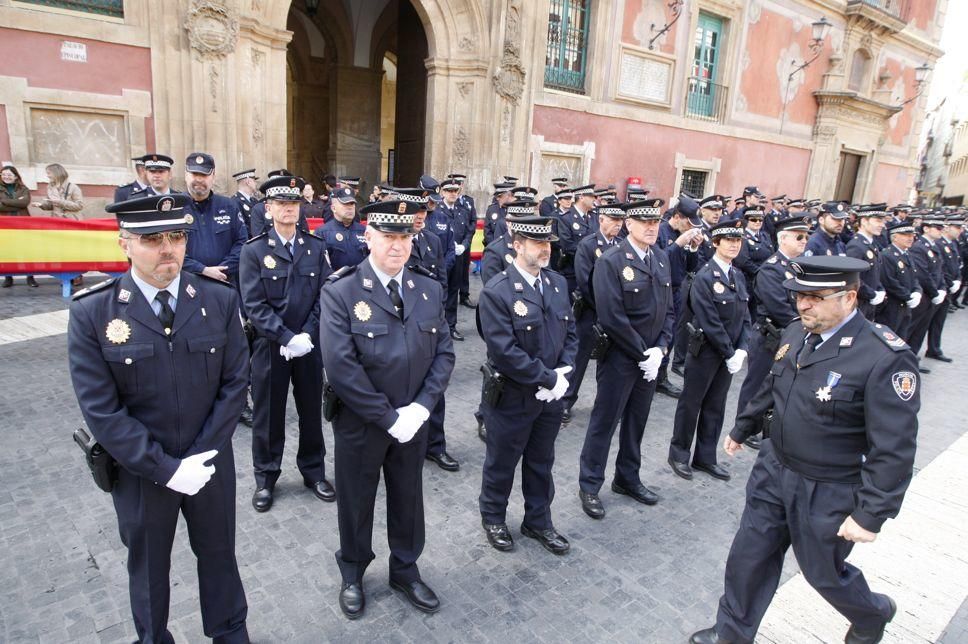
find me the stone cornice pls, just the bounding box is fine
[238,16,292,50]
[814,89,902,123]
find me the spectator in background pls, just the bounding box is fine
[300,182,328,221]
[34,163,84,219]
[1,164,37,288]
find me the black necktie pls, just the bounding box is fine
[797,333,822,366]
[387,279,404,320]
[285,241,293,257]
[155,290,174,333]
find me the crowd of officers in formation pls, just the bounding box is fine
[65,150,935,643]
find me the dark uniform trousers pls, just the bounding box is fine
[735,326,774,417]
[670,344,734,465]
[561,306,596,411]
[715,441,893,643]
[478,269,577,530]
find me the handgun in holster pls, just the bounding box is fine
[571,290,586,317]
[557,253,574,271]
[323,382,342,421]
[480,362,505,407]
[73,427,118,493]
[686,322,705,357]
[759,318,782,354]
[757,409,774,439]
[589,323,612,360]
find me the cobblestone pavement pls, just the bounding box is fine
[0,275,965,643]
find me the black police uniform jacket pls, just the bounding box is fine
[909,237,945,299]
[753,253,799,327]
[657,220,699,288]
[248,201,310,237]
[319,261,455,429]
[231,191,256,233]
[481,235,515,285]
[805,229,846,257]
[593,240,675,358]
[183,193,248,277]
[314,218,367,271]
[940,237,962,288]
[483,203,507,246]
[479,267,578,389]
[689,260,751,358]
[67,272,249,483]
[408,229,447,284]
[734,229,774,285]
[574,232,618,309]
[556,206,598,269]
[113,181,145,204]
[845,233,883,304]
[440,201,475,249]
[731,313,920,532]
[239,229,332,344]
[878,244,920,327]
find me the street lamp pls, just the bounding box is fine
[649,0,685,51]
[779,16,832,134]
[894,62,932,108]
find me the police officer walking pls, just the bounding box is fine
[478,211,577,555]
[577,199,674,519]
[690,256,919,644]
[907,214,948,361]
[876,220,923,345]
[669,220,751,482]
[68,193,250,643]
[846,204,888,319]
[240,175,334,512]
[314,187,367,271]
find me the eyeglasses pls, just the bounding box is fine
[122,230,189,247]
[794,289,847,304]
[794,234,807,241]
[747,217,763,223]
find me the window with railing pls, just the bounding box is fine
[545,0,592,94]
[846,0,910,20]
[686,13,728,122]
[15,0,123,18]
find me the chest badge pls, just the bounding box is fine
[505,253,514,264]
[867,250,874,259]
[572,222,581,230]
[927,250,934,258]
[106,319,132,345]
[897,260,904,269]
[713,281,726,294]
[353,301,372,322]
[184,214,195,225]
[816,386,832,402]
[513,300,528,317]
[774,343,790,361]
[336,232,344,242]
[491,213,498,220]
[784,271,793,279]
[595,248,602,258]
[622,266,635,282]
[264,255,277,269]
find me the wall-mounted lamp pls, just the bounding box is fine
[779,16,832,135]
[649,0,685,51]
[897,63,931,107]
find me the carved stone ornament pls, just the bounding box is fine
[492,44,526,104]
[185,1,239,60]
[453,126,469,164]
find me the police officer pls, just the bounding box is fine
[929,214,963,358]
[539,176,569,218]
[846,204,888,319]
[231,169,259,234]
[690,256,919,644]
[140,154,176,195]
[319,199,455,619]
[734,215,809,449]
[577,199,674,519]
[478,211,577,555]
[314,187,367,271]
[734,206,775,309]
[907,214,948,359]
[875,220,922,344]
[805,201,849,257]
[726,186,761,222]
[446,172,479,307]
[68,193,250,643]
[440,177,476,334]
[483,182,516,245]
[557,184,599,293]
[418,176,458,336]
[669,220,751,482]
[240,175,334,512]
[561,201,627,423]
[249,169,309,237]
[549,186,576,268]
[942,215,964,314]
[182,153,249,285]
[113,156,148,203]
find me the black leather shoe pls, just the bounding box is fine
[252,487,273,512]
[238,402,253,427]
[2,276,12,288]
[668,456,694,480]
[671,364,685,377]
[460,297,477,309]
[690,626,732,644]
[338,582,365,620]
[482,520,514,552]
[389,578,440,614]
[579,490,605,519]
[918,364,931,374]
[305,479,336,502]
[655,376,682,398]
[925,352,953,363]
[744,434,762,450]
[476,416,486,442]
[426,451,460,472]
[26,276,39,288]
[450,329,465,341]
[520,524,570,555]
[844,595,896,644]
[561,407,572,424]
[692,462,731,481]
[611,480,660,505]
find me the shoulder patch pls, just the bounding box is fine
[870,323,909,351]
[766,256,778,264]
[326,265,357,283]
[245,232,269,244]
[71,277,118,300]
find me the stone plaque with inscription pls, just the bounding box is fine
[30,109,127,167]
[618,50,672,105]
[540,154,582,189]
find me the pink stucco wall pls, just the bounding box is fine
[870,162,914,205]
[533,105,812,200]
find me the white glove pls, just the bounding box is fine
[535,387,555,402]
[870,290,886,306]
[548,366,572,401]
[906,292,922,309]
[166,450,218,496]
[455,243,466,256]
[279,345,293,361]
[637,347,664,381]
[951,280,962,294]
[387,403,430,443]
[931,291,946,306]
[725,349,748,375]
[286,332,314,358]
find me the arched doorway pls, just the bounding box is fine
[285,0,429,192]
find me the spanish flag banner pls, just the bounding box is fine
[0,217,129,274]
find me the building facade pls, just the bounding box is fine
[0,0,946,217]
[918,80,968,206]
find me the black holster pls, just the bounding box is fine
[480,362,505,407]
[686,322,705,357]
[323,382,342,421]
[759,318,782,354]
[589,323,612,360]
[73,427,118,493]
[757,409,774,438]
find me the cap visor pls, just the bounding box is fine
[185,165,214,175]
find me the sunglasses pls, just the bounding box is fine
[124,230,189,247]
[746,217,763,223]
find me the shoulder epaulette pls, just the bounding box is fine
[327,265,357,283]
[870,323,909,352]
[303,231,324,241]
[71,277,118,300]
[244,232,269,244]
[408,264,435,279]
